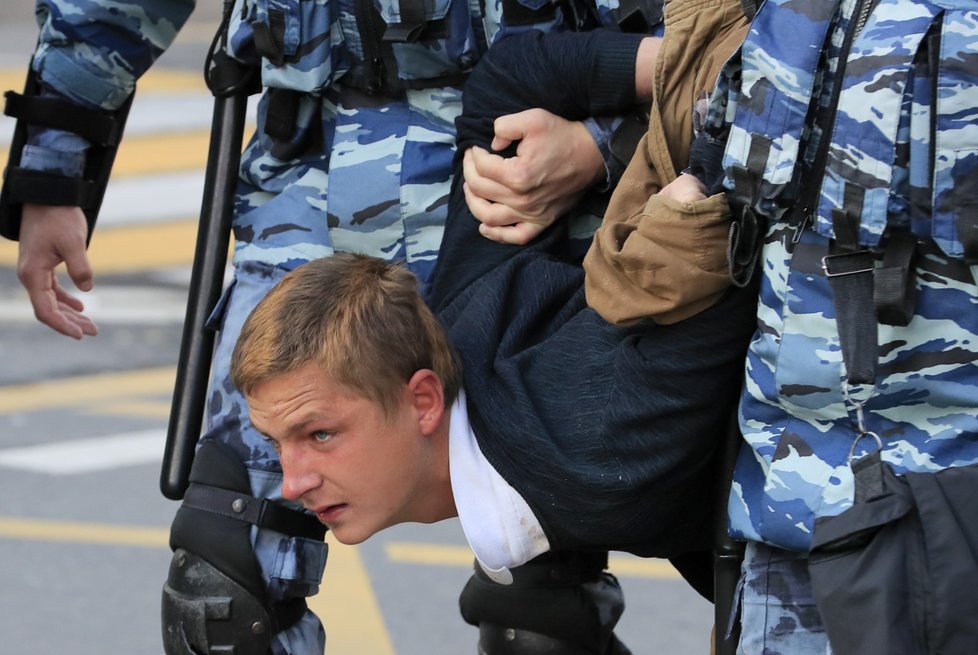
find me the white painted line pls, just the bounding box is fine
[126,93,216,135]
[0,430,165,474]
[100,170,205,227]
[0,285,189,324]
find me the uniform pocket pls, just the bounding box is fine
[231,0,345,91]
[922,6,977,259]
[379,0,479,83]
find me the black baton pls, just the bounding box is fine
[160,7,258,500]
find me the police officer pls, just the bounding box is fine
[684,0,978,652]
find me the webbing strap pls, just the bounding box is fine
[874,230,918,327]
[182,482,327,541]
[251,10,288,67]
[726,136,771,286]
[264,87,300,141]
[824,184,877,386]
[3,167,95,208]
[396,0,430,28]
[3,91,124,146]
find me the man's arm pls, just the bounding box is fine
[460,30,660,245]
[2,0,195,338]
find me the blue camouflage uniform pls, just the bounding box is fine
[17,0,662,652]
[705,0,978,650]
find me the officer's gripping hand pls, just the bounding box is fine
[17,203,98,339]
[462,108,605,245]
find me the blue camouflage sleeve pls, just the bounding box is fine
[30,0,196,110]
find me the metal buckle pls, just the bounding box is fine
[820,250,873,277]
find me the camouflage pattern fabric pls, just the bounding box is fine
[31,0,195,109]
[736,542,831,655]
[710,0,978,552]
[26,0,645,652]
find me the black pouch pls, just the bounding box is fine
[808,451,978,655]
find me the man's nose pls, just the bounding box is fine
[279,446,320,501]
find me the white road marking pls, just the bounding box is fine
[0,430,165,474]
[100,171,206,227]
[0,286,189,324]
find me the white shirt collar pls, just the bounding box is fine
[448,390,550,584]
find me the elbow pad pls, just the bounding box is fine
[0,67,132,242]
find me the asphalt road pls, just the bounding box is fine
[0,2,716,653]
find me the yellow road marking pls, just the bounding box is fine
[86,218,215,272]
[387,542,683,580]
[113,130,212,176]
[0,366,177,414]
[387,542,475,567]
[311,536,397,655]
[0,218,215,271]
[0,516,169,548]
[0,516,395,654]
[82,400,176,419]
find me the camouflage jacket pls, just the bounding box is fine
[28,0,660,109]
[22,0,660,279]
[711,0,978,550]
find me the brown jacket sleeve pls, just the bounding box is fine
[584,0,750,325]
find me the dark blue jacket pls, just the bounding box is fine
[427,30,758,558]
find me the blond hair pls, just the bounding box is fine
[231,253,462,417]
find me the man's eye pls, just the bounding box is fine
[261,435,281,452]
[312,430,333,444]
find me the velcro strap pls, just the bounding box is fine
[251,10,287,67]
[3,167,94,207]
[182,483,327,541]
[3,91,124,146]
[264,87,300,141]
[874,230,918,327]
[383,22,428,43]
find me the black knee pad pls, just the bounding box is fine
[162,440,304,654]
[460,551,629,654]
[477,624,633,655]
[169,440,265,600]
[161,548,273,655]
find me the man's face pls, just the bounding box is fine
[245,362,433,545]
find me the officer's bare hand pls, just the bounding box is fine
[657,173,708,203]
[463,108,604,245]
[17,203,98,339]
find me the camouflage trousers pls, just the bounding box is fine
[736,542,832,655]
[197,85,460,654]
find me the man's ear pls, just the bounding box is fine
[406,369,445,436]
